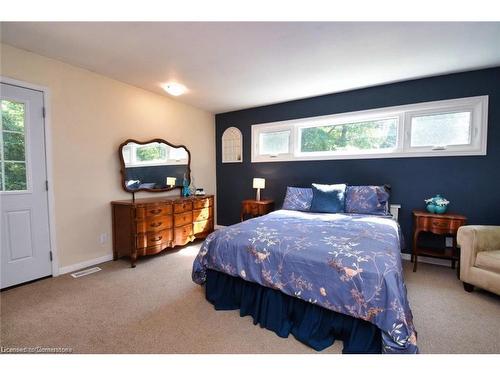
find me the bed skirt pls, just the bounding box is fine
[205,269,381,353]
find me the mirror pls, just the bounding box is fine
[119,139,190,193]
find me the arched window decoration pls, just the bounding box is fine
[222,127,243,163]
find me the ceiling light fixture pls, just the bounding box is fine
[162,82,187,96]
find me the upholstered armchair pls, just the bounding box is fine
[457,226,500,295]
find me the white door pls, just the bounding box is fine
[0,82,52,289]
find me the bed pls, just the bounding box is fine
[192,209,418,354]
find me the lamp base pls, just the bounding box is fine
[256,188,261,201]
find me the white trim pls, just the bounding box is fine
[59,254,113,275]
[215,224,227,230]
[401,253,455,268]
[251,95,488,163]
[0,76,60,277]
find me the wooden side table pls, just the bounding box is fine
[412,210,467,273]
[240,199,274,221]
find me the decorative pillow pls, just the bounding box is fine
[282,187,313,211]
[345,185,390,215]
[310,183,347,213]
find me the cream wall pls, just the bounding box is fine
[0,43,216,269]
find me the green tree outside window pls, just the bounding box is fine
[1,99,27,191]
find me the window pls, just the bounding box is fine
[123,142,188,167]
[251,96,488,162]
[409,111,472,150]
[135,143,167,163]
[299,117,398,155]
[222,127,243,163]
[1,99,28,191]
[259,130,290,156]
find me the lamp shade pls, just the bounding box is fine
[253,178,265,189]
[166,177,177,186]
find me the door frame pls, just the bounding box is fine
[0,76,60,277]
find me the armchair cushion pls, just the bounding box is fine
[475,250,500,273]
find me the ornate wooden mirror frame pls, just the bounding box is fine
[118,138,191,194]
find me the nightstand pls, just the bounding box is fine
[412,210,467,273]
[240,199,274,221]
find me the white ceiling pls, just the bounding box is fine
[2,22,500,113]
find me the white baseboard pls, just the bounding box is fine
[215,224,227,229]
[59,254,114,275]
[401,253,455,267]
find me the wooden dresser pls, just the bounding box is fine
[111,195,214,267]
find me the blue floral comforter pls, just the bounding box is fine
[192,209,418,354]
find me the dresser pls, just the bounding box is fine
[111,195,214,267]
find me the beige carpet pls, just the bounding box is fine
[1,241,499,354]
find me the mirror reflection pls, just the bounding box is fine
[121,140,189,191]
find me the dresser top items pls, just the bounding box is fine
[111,195,214,206]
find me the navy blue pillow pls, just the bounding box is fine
[310,183,347,213]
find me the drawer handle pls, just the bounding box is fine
[151,235,163,242]
[150,222,162,228]
[150,209,162,215]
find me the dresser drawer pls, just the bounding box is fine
[136,216,173,233]
[193,206,213,222]
[243,202,260,215]
[193,219,213,235]
[136,229,172,249]
[136,204,172,219]
[430,218,463,233]
[417,216,464,235]
[174,224,194,246]
[193,197,213,209]
[430,219,450,230]
[174,201,193,213]
[174,211,193,227]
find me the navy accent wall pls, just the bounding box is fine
[215,68,500,252]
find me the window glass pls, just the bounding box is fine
[1,99,28,191]
[259,130,290,155]
[169,146,188,161]
[410,111,471,147]
[300,118,398,153]
[135,143,167,163]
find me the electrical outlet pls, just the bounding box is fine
[445,237,453,247]
[99,233,108,245]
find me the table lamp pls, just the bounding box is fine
[253,178,265,201]
[166,177,176,188]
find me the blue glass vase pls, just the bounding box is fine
[425,194,449,214]
[434,205,447,214]
[182,176,190,197]
[426,204,436,214]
